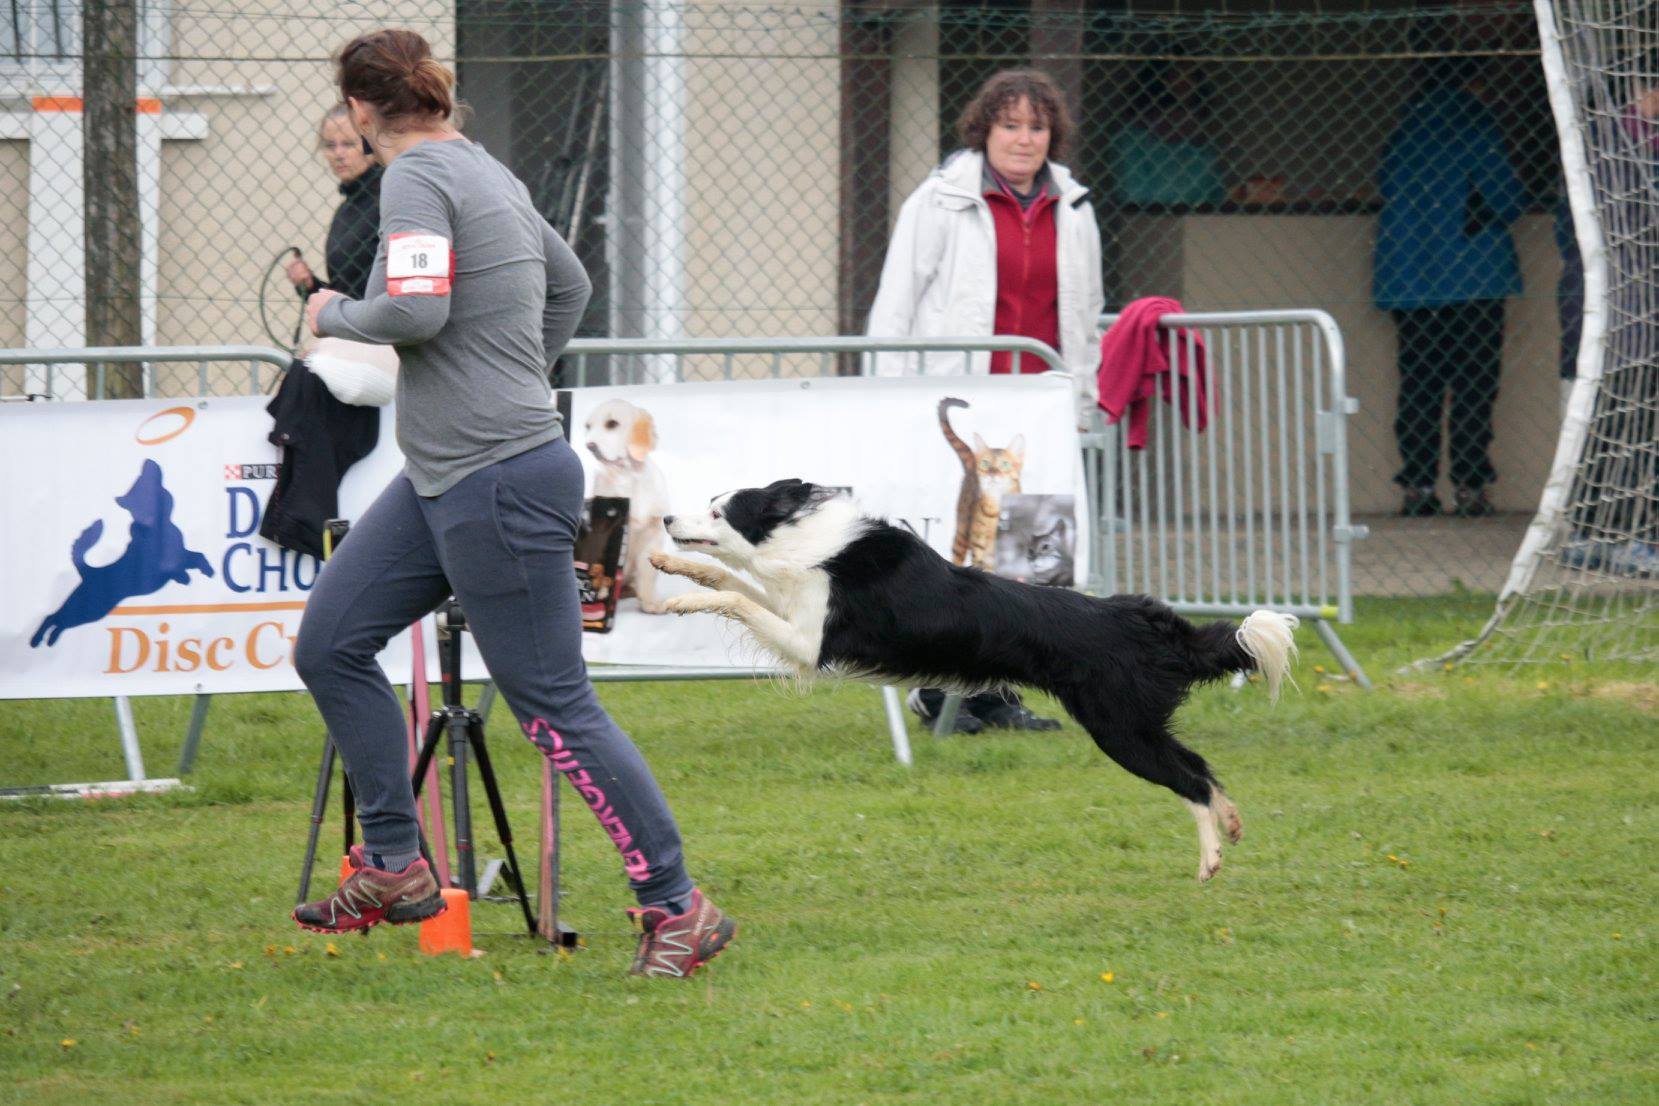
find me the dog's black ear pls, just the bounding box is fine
[724,479,835,545]
[774,480,839,519]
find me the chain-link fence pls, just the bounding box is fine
[1,1,1577,600]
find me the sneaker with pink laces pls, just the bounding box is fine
[292,857,446,933]
[626,889,736,978]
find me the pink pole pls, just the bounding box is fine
[537,758,557,942]
[407,618,451,887]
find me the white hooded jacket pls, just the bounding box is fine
[865,149,1106,414]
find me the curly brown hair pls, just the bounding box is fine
[956,69,1072,161]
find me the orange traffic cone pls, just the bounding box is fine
[419,888,472,956]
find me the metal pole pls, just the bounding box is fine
[113,695,144,781]
[880,686,912,766]
[175,693,212,775]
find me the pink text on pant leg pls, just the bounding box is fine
[523,717,652,882]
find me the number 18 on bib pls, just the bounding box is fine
[387,232,453,296]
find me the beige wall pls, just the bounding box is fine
[0,141,27,393]
[889,13,940,217]
[1119,212,1565,515]
[682,3,838,340]
[150,2,455,393]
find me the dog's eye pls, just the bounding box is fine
[605,419,619,429]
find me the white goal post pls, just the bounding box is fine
[1425,0,1657,667]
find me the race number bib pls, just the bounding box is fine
[386,232,453,296]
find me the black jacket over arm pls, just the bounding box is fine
[260,360,380,559]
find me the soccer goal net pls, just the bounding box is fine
[1434,0,1659,667]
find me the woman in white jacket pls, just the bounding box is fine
[867,69,1106,423]
[869,69,1104,734]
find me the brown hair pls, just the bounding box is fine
[336,29,454,128]
[956,69,1072,161]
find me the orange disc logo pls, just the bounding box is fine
[135,406,196,446]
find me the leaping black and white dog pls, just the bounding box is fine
[653,479,1297,882]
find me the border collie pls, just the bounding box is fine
[654,479,1297,882]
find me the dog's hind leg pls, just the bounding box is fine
[1210,789,1243,845]
[1168,741,1243,845]
[1060,691,1232,882]
[1185,800,1225,883]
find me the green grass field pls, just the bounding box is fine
[1,597,1654,1105]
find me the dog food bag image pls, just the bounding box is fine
[574,496,629,633]
[994,494,1077,587]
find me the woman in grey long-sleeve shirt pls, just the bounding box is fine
[291,29,735,979]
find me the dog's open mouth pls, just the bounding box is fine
[673,537,716,547]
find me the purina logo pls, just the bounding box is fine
[225,462,280,481]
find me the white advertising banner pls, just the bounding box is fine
[1,396,408,699]
[564,372,1089,668]
[1,373,1086,698]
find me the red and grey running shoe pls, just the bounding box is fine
[626,889,737,978]
[292,857,445,933]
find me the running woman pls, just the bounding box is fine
[290,28,734,979]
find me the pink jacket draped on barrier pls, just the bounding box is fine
[1095,296,1209,449]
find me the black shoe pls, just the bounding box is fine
[974,700,1063,731]
[1399,486,1442,517]
[1451,486,1493,518]
[906,688,985,734]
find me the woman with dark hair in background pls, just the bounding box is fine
[291,28,735,979]
[286,104,383,302]
[867,68,1105,734]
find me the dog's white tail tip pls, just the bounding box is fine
[1237,610,1300,703]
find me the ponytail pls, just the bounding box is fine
[336,28,454,128]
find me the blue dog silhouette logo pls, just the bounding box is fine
[31,459,215,647]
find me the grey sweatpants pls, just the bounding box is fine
[294,438,693,908]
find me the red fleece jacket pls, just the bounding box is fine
[985,185,1060,375]
[1095,296,1208,449]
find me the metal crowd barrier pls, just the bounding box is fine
[0,345,292,402]
[2,324,1364,785]
[1088,310,1368,686]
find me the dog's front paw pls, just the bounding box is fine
[662,594,694,615]
[663,591,741,619]
[650,552,705,579]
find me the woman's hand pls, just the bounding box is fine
[306,289,343,337]
[285,253,315,292]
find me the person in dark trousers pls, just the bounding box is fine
[1372,49,1525,518]
[286,104,383,302]
[290,29,735,979]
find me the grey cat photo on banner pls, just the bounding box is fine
[995,494,1077,587]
